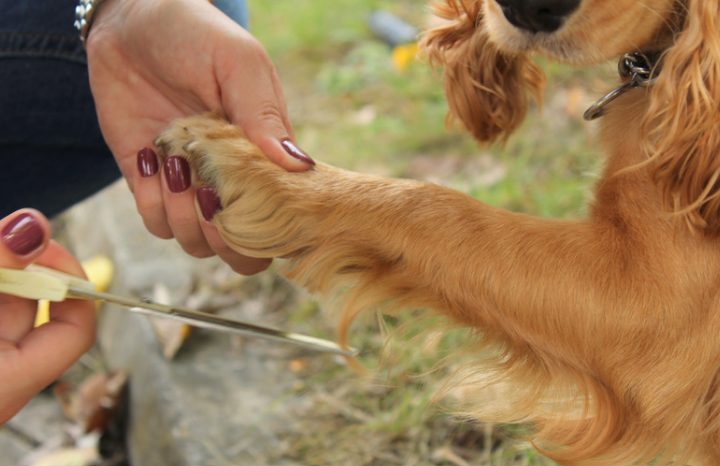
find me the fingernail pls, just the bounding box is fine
[280,139,315,166]
[163,156,192,193]
[197,186,221,221]
[137,147,159,177]
[2,213,45,256]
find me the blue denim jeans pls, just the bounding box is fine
[0,0,248,218]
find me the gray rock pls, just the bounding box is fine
[66,182,313,466]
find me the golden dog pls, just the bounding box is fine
[155,1,720,464]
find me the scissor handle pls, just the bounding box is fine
[0,265,95,301]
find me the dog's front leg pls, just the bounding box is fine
[155,114,640,363]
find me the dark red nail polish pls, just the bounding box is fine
[280,139,315,166]
[197,186,222,221]
[163,156,192,193]
[138,147,159,177]
[2,213,45,256]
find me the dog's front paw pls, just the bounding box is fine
[154,113,329,259]
[154,112,254,190]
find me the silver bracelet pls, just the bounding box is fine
[74,0,111,46]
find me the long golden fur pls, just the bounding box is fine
[153,1,720,464]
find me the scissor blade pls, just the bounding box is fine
[67,286,358,357]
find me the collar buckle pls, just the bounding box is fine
[584,52,660,121]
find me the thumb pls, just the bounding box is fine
[0,210,51,269]
[256,135,316,173]
[222,60,315,172]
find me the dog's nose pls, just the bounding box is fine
[494,0,580,33]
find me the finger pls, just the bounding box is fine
[0,300,95,423]
[17,241,96,383]
[216,38,315,173]
[160,156,215,258]
[0,296,38,344]
[267,68,294,142]
[15,297,95,385]
[29,240,96,350]
[196,187,272,275]
[32,241,96,354]
[0,209,50,267]
[0,240,92,344]
[0,241,96,423]
[0,210,52,342]
[134,147,174,239]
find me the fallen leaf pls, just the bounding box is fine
[150,317,193,359]
[288,358,307,373]
[149,283,193,359]
[392,42,419,71]
[54,371,128,433]
[28,446,98,466]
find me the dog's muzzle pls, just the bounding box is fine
[494,0,580,33]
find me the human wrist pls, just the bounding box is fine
[83,0,214,50]
[82,0,146,56]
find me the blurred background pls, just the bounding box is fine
[249,0,607,219]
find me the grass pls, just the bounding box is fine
[243,1,618,464]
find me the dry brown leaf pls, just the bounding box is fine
[149,317,193,359]
[53,380,75,421]
[28,446,98,466]
[149,284,194,358]
[288,358,307,373]
[53,371,128,433]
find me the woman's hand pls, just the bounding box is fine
[86,0,313,275]
[0,210,96,424]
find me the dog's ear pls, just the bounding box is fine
[419,0,545,144]
[644,0,720,235]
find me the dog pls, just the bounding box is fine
[154,0,720,464]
